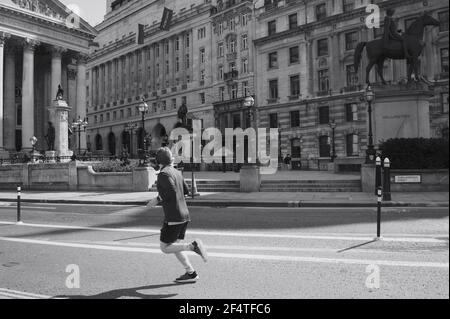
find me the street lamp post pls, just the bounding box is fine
[365,85,376,164]
[243,95,257,165]
[329,119,337,162]
[125,122,138,157]
[138,98,149,166]
[71,116,88,155]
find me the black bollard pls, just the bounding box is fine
[17,185,21,224]
[377,187,382,239]
[383,158,392,201]
[375,156,382,196]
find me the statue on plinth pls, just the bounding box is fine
[56,84,64,101]
[177,103,188,128]
[354,11,440,85]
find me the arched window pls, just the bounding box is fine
[108,132,116,155]
[95,134,103,151]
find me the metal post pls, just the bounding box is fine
[375,156,382,196]
[383,158,392,201]
[377,186,382,239]
[17,185,22,224]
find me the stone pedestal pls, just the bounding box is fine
[240,165,261,193]
[133,166,157,191]
[372,83,433,145]
[48,100,73,162]
[45,151,57,163]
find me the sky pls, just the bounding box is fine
[59,0,107,26]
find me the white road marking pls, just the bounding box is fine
[0,206,57,210]
[0,221,446,243]
[0,237,448,269]
[0,288,54,299]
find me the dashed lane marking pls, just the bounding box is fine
[0,237,448,269]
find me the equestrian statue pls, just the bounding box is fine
[354,9,440,85]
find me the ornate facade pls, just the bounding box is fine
[0,0,96,155]
[86,0,215,156]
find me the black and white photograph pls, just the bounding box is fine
[0,0,448,309]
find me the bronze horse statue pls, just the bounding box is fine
[354,12,440,85]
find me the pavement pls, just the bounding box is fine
[0,190,447,208]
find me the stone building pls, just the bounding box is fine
[254,0,448,170]
[86,0,216,156]
[210,0,257,133]
[0,0,96,157]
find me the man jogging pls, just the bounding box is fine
[148,147,208,283]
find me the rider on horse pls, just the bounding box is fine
[383,8,411,59]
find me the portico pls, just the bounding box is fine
[0,0,96,157]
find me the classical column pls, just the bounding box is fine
[76,54,88,152]
[51,46,65,102]
[22,39,40,151]
[111,59,116,102]
[0,32,10,151]
[3,43,15,151]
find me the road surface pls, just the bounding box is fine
[0,202,448,299]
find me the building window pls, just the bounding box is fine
[127,108,131,117]
[229,39,237,53]
[269,79,278,99]
[219,87,225,101]
[200,69,206,81]
[176,37,180,51]
[161,101,166,111]
[218,21,224,35]
[242,58,249,73]
[200,48,205,64]
[218,42,224,57]
[319,135,330,157]
[438,11,449,32]
[345,31,358,51]
[317,38,328,57]
[230,84,238,99]
[241,34,248,50]
[346,64,358,87]
[229,18,235,31]
[198,27,206,39]
[268,52,278,69]
[165,42,169,54]
[346,103,358,122]
[95,134,103,151]
[113,111,117,120]
[229,61,236,72]
[106,113,110,121]
[176,57,180,72]
[346,134,359,156]
[120,109,124,119]
[171,98,177,109]
[100,114,104,123]
[290,75,300,97]
[269,113,278,128]
[318,106,330,124]
[288,13,297,30]
[243,81,249,97]
[242,13,249,26]
[186,54,190,69]
[342,0,354,13]
[318,69,330,92]
[156,63,160,77]
[289,46,299,64]
[165,60,169,74]
[200,93,205,104]
[441,48,449,74]
[219,65,224,80]
[316,3,327,21]
[290,110,300,128]
[156,44,160,58]
[185,34,190,47]
[268,20,276,36]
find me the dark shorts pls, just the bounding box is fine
[160,222,189,244]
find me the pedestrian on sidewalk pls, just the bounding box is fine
[147,147,208,283]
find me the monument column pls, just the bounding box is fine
[22,38,40,151]
[3,43,15,151]
[76,54,88,152]
[51,46,65,102]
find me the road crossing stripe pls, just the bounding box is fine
[0,221,446,243]
[0,237,448,269]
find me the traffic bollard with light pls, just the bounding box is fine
[17,185,21,224]
[377,187,382,239]
[375,156,382,196]
[383,158,392,201]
